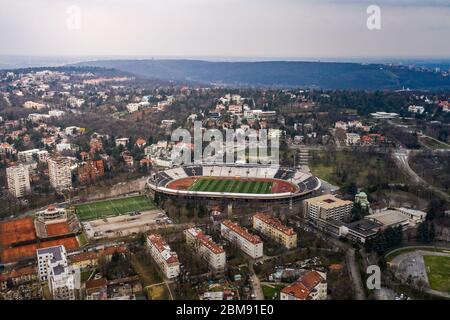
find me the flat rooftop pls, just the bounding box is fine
[366,210,410,227]
[304,194,353,209]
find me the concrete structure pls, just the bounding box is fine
[18,149,39,162]
[37,245,81,300]
[146,234,180,279]
[35,205,67,222]
[220,220,263,259]
[6,164,31,198]
[48,157,72,192]
[280,271,327,300]
[37,245,67,281]
[184,228,226,272]
[366,207,426,230]
[303,194,353,222]
[252,213,297,249]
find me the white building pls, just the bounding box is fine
[6,164,31,198]
[37,246,79,300]
[48,157,72,192]
[184,228,226,271]
[126,103,140,113]
[115,137,129,147]
[408,105,425,114]
[49,109,65,118]
[146,234,180,279]
[220,220,263,259]
[346,133,361,146]
[303,194,353,222]
[280,271,327,300]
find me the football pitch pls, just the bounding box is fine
[188,178,273,194]
[75,195,156,221]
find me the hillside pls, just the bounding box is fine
[72,59,450,90]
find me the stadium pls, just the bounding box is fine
[146,164,321,202]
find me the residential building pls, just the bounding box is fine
[280,271,327,300]
[37,245,80,300]
[146,234,180,279]
[346,133,361,146]
[6,164,31,198]
[48,156,72,192]
[77,160,105,184]
[184,228,226,272]
[252,213,297,249]
[0,266,37,291]
[220,220,263,259]
[303,194,353,222]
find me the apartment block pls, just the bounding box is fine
[220,220,263,259]
[146,234,180,279]
[253,213,297,249]
[48,156,72,192]
[6,164,31,198]
[184,228,226,271]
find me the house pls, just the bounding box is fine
[280,271,327,300]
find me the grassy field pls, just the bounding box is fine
[75,195,156,221]
[262,284,285,300]
[424,255,450,292]
[188,178,273,194]
[147,283,172,300]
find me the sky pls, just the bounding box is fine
[1,0,450,60]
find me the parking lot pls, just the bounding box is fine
[83,209,172,239]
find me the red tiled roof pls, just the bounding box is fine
[253,213,295,236]
[222,220,261,244]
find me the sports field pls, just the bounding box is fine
[424,255,450,292]
[188,178,273,194]
[75,195,156,221]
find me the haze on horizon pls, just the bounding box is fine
[1,0,450,60]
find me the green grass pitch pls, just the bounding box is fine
[75,195,156,221]
[424,255,450,293]
[188,178,273,194]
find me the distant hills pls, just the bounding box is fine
[73,59,450,90]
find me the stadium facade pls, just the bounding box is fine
[146,164,321,203]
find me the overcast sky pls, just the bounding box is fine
[1,0,450,59]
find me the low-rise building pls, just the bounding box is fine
[184,228,226,272]
[252,213,297,249]
[220,220,263,259]
[146,234,180,279]
[366,207,426,230]
[280,271,327,300]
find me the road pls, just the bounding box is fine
[307,223,366,300]
[249,262,264,300]
[392,148,450,200]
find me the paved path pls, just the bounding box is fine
[249,263,264,300]
[390,250,450,298]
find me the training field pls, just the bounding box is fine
[424,255,450,292]
[188,178,273,194]
[76,195,156,221]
